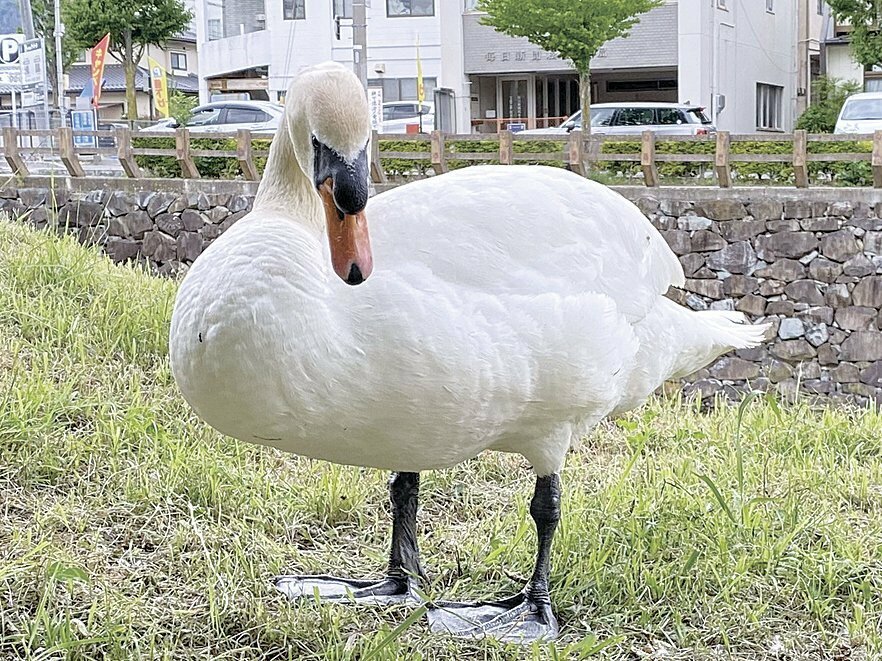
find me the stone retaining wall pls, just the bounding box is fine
[4,176,882,405]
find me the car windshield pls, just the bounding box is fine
[686,108,712,124]
[841,99,882,120]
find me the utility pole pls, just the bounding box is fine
[352,1,368,94]
[53,0,64,125]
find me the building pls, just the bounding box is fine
[822,11,882,92]
[193,0,827,134]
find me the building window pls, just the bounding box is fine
[170,52,187,71]
[368,76,436,102]
[766,0,773,11]
[284,0,305,19]
[756,83,783,130]
[716,0,727,9]
[208,19,222,40]
[334,0,352,18]
[817,0,824,13]
[387,0,434,17]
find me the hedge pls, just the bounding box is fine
[133,137,271,179]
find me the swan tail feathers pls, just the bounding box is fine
[665,300,770,379]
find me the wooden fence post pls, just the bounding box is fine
[370,130,387,184]
[498,129,513,165]
[567,129,584,176]
[430,130,448,175]
[2,127,28,176]
[641,130,659,187]
[872,131,882,189]
[176,128,200,179]
[792,129,809,188]
[57,126,85,177]
[115,127,141,178]
[714,130,731,188]
[584,133,602,173]
[236,129,259,181]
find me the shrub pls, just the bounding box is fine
[796,76,862,133]
[133,137,271,179]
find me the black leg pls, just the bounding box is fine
[274,471,424,605]
[427,473,561,642]
[387,472,427,585]
[524,474,560,623]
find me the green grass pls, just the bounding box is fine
[2,219,882,660]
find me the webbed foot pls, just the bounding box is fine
[427,591,558,642]
[274,574,422,606]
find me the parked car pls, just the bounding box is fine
[834,92,882,134]
[382,101,434,134]
[519,102,715,136]
[140,100,284,135]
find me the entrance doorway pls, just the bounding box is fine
[497,76,532,129]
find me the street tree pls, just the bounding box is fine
[62,0,193,119]
[478,0,663,134]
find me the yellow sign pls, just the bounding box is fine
[148,56,169,118]
[416,37,424,103]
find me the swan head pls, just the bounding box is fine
[286,62,373,285]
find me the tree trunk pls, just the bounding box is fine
[124,30,138,120]
[579,69,591,137]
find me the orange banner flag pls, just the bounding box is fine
[90,33,111,108]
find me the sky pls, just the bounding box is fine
[0,0,21,36]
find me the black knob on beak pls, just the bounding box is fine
[313,137,369,215]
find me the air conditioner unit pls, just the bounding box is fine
[255,13,266,26]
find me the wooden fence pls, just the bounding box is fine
[2,125,882,188]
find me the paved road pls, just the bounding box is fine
[0,154,126,178]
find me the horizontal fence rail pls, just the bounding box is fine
[1,126,881,188]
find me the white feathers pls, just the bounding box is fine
[169,66,769,480]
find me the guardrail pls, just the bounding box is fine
[2,126,882,188]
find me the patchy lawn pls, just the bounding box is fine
[1,220,881,660]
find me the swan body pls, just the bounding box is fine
[171,166,764,477]
[168,62,768,642]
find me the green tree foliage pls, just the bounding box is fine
[796,76,862,133]
[825,0,882,67]
[62,0,193,120]
[168,88,197,125]
[477,0,663,133]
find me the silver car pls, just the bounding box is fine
[141,100,284,135]
[520,102,715,136]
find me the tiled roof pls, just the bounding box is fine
[67,63,199,93]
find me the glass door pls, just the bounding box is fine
[497,76,533,130]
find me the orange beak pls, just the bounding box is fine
[319,180,373,285]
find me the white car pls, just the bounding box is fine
[382,101,434,134]
[834,92,882,134]
[519,102,715,136]
[141,101,284,135]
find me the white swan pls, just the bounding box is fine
[169,62,768,642]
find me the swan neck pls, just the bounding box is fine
[254,121,320,226]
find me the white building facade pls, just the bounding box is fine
[193,0,824,134]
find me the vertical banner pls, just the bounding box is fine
[148,56,169,118]
[416,36,424,104]
[90,33,110,108]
